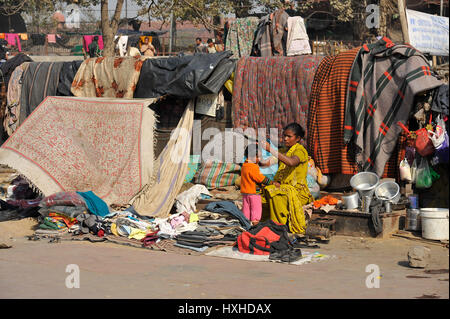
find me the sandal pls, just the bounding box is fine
[280,248,303,263]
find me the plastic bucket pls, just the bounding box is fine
[420,208,449,240]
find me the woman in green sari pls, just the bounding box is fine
[261,123,314,234]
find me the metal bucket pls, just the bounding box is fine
[350,172,380,198]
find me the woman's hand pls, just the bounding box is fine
[272,181,281,188]
[259,140,272,153]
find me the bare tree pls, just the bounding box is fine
[100,0,125,56]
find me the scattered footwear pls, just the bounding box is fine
[280,248,303,263]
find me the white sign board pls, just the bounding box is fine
[406,9,449,56]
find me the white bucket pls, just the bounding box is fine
[420,208,449,240]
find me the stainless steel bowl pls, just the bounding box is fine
[350,172,380,197]
[375,181,400,204]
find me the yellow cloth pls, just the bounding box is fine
[128,227,147,240]
[0,33,6,39]
[189,213,199,223]
[263,143,313,234]
[110,223,119,236]
[19,33,28,40]
[224,72,234,94]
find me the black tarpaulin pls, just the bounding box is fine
[134,51,235,99]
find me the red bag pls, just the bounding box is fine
[397,119,435,157]
[236,220,289,255]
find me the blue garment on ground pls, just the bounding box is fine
[204,201,251,230]
[76,191,109,217]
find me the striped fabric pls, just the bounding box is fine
[195,161,241,189]
[344,38,443,176]
[306,48,361,176]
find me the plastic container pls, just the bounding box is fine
[407,208,421,231]
[420,208,449,240]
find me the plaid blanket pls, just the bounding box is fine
[232,55,323,141]
[307,48,361,176]
[344,37,443,175]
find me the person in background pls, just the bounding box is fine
[88,36,101,58]
[195,37,206,53]
[241,144,271,226]
[206,38,217,53]
[127,41,141,57]
[0,39,8,63]
[140,37,156,56]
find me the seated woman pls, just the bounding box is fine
[260,123,314,234]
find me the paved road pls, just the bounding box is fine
[0,235,448,300]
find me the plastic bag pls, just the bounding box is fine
[399,158,412,181]
[410,158,417,184]
[429,115,446,148]
[415,157,433,189]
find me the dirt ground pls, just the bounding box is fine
[0,217,448,300]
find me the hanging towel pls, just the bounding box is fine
[286,16,311,56]
[19,33,28,41]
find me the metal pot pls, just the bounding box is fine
[350,172,380,198]
[342,192,359,210]
[375,181,401,204]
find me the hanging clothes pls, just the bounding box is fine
[271,9,289,56]
[5,34,21,52]
[286,16,311,56]
[252,14,272,57]
[83,35,104,53]
[232,55,323,141]
[225,17,260,58]
[344,37,443,176]
[47,34,56,43]
[115,35,128,57]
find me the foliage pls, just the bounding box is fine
[135,0,284,30]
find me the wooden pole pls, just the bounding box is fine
[397,0,410,44]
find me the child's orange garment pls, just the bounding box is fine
[240,161,269,194]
